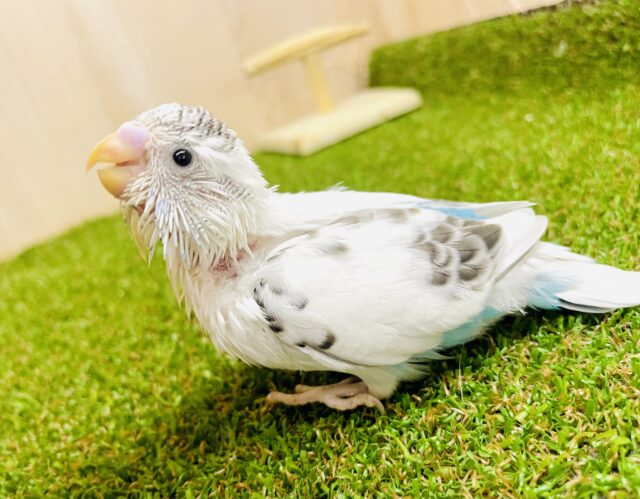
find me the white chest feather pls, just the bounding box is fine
[180,253,323,372]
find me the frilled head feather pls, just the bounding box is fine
[103,104,271,302]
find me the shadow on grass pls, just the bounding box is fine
[68,310,606,495]
[161,310,603,458]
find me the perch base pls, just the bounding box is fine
[257,87,423,156]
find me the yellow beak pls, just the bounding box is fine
[86,131,146,198]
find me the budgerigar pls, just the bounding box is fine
[86,103,640,411]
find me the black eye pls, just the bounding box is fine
[172,149,192,167]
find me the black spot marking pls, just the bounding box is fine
[446,216,464,227]
[456,237,480,263]
[415,241,436,259]
[196,109,205,128]
[437,247,452,267]
[269,285,284,296]
[431,223,454,243]
[323,242,348,255]
[295,341,306,348]
[318,332,336,350]
[269,322,283,333]
[431,270,450,286]
[292,297,308,310]
[469,224,502,250]
[459,265,481,281]
[335,215,361,225]
[431,243,449,267]
[253,289,272,321]
[416,241,449,267]
[335,211,375,225]
[386,209,409,222]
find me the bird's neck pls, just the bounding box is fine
[162,184,271,302]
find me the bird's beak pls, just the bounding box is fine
[86,122,149,198]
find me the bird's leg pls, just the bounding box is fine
[266,377,385,412]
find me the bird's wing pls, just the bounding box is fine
[253,204,546,370]
[264,189,534,234]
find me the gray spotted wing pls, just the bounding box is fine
[413,216,502,288]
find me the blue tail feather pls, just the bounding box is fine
[528,271,580,311]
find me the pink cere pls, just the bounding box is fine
[117,121,150,151]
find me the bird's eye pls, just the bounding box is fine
[172,149,192,167]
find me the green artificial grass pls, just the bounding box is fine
[2,0,640,496]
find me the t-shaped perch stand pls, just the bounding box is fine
[244,25,423,156]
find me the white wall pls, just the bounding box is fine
[0,0,561,260]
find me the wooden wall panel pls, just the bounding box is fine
[0,0,561,260]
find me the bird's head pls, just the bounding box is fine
[87,103,269,273]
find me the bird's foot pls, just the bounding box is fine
[266,377,385,412]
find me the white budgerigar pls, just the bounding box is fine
[87,103,640,411]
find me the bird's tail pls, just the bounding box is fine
[528,243,640,313]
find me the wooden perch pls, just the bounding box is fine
[243,25,422,156]
[244,25,368,113]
